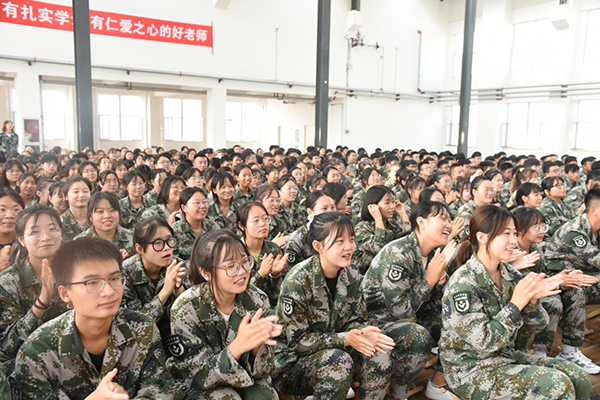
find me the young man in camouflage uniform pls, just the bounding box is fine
[13,238,175,399]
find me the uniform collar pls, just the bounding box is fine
[19,258,40,288]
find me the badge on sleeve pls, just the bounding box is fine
[164,334,187,358]
[572,235,588,248]
[287,253,296,263]
[453,292,471,314]
[387,264,405,283]
[281,296,294,316]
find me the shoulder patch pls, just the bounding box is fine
[464,225,470,236]
[387,264,405,283]
[566,231,589,249]
[572,234,589,248]
[287,253,296,263]
[452,292,471,314]
[281,296,294,316]
[163,334,187,358]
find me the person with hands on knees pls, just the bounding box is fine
[167,229,282,399]
[275,212,395,400]
[353,185,410,274]
[512,207,599,373]
[122,217,186,346]
[238,201,287,307]
[361,201,457,400]
[440,205,592,400]
[13,237,175,400]
[0,204,67,372]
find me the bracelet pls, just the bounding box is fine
[33,300,49,310]
[36,297,49,308]
[438,272,448,282]
[269,272,282,279]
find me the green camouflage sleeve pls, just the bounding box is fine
[277,273,347,355]
[444,280,524,352]
[250,245,284,306]
[14,344,56,400]
[284,228,311,267]
[248,294,278,378]
[0,283,41,362]
[354,221,393,267]
[168,292,255,390]
[0,363,10,400]
[122,283,165,324]
[561,231,600,270]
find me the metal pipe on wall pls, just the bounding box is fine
[457,0,477,155]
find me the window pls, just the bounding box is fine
[97,94,144,141]
[511,20,554,72]
[445,105,477,147]
[42,90,67,140]
[584,9,600,66]
[226,101,261,142]
[571,100,600,150]
[452,33,482,78]
[501,102,547,149]
[164,98,203,142]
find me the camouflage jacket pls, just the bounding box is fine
[143,190,159,207]
[516,242,548,276]
[394,187,409,204]
[60,209,90,241]
[276,256,367,360]
[233,186,254,203]
[439,255,548,399]
[75,225,134,256]
[172,217,220,263]
[0,362,10,400]
[563,185,586,214]
[448,198,465,218]
[350,188,365,225]
[13,308,175,400]
[207,201,240,232]
[497,182,512,209]
[277,202,307,234]
[141,204,170,222]
[167,283,276,391]
[0,259,67,369]
[544,213,600,274]
[361,232,442,325]
[0,132,18,154]
[403,198,417,220]
[122,254,186,338]
[119,195,151,230]
[353,218,409,274]
[248,239,284,307]
[267,214,288,240]
[284,224,313,272]
[539,196,574,238]
[456,200,478,240]
[294,185,308,206]
[340,174,353,191]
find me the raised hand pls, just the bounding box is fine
[87,368,129,400]
[161,260,186,296]
[257,253,274,278]
[270,253,287,276]
[530,273,564,301]
[271,232,289,248]
[511,273,543,309]
[511,251,540,271]
[559,270,598,288]
[229,308,282,360]
[449,218,464,240]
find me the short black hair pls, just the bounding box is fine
[52,237,122,285]
[585,188,600,212]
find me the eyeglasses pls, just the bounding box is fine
[27,226,62,241]
[149,236,177,251]
[282,187,298,193]
[0,206,23,217]
[66,275,126,293]
[248,216,271,226]
[552,183,566,189]
[82,169,97,175]
[104,179,119,185]
[187,200,210,207]
[265,197,281,204]
[533,224,549,233]
[217,256,255,277]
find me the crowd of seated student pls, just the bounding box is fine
[0,135,599,399]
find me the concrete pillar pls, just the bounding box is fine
[206,85,227,149]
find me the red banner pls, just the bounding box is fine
[0,0,213,47]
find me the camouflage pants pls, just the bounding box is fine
[453,353,592,400]
[186,378,278,400]
[581,271,600,305]
[383,321,434,399]
[515,287,586,354]
[276,348,392,400]
[0,363,10,400]
[417,291,444,371]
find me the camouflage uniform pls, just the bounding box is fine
[276,202,307,234]
[122,254,185,340]
[455,200,478,240]
[545,213,600,304]
[394,187,409,204]
[275,256,394,400]
[60,208,90,241]
[294,185,308,206]
[141,204,171,222]
[497,182,512,209]
[167,283,278,399]
[13,308,176,399]
[448,198,464,218]
[440,255,592,400]
[539,196,574,238]
[0,132,18,154]
[143,190,159,207]
[514,243,586,355]
[116,187,127,200]
[283,225,313,269]
[207,201,240,232]
[564,185,586,214]
[267,214,288,240]
[0,259,68,371]
[233,186,254,204]
[0,362,10,400]
[75,225,134,256]
[353,218,409,274]
[248,239,284,307]
[360,232,438,399]
[172,217,220,263]
[403,198,417,220]
[350,189,365,225]
[119,195,151,230]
